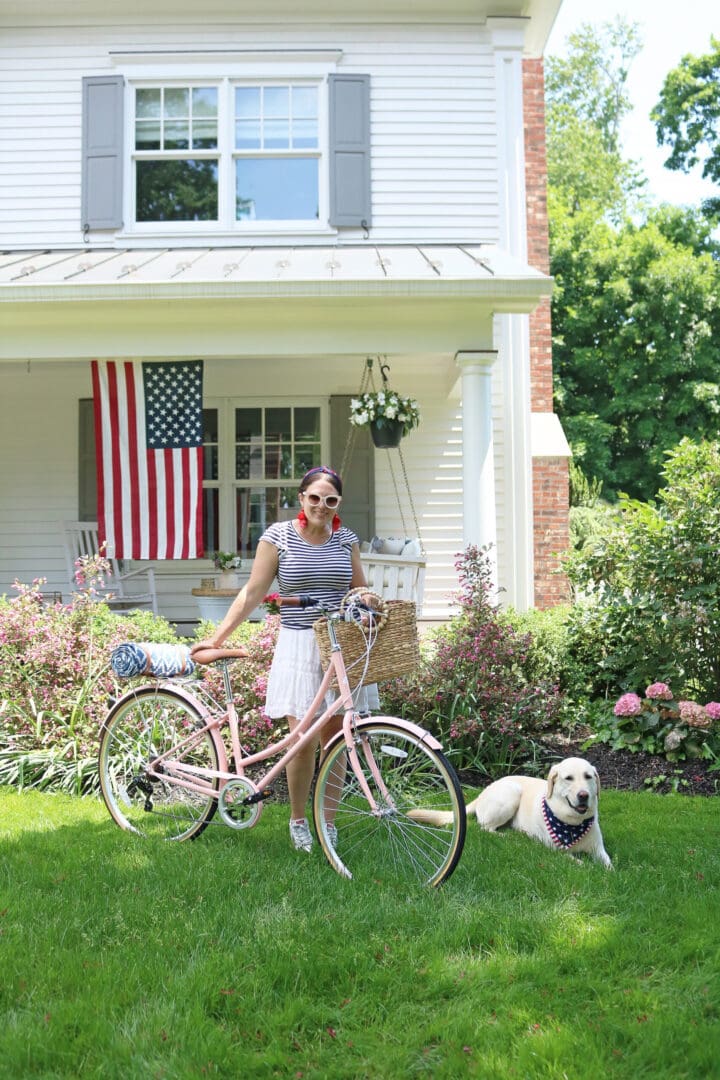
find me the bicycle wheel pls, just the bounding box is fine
[312,720,466,887]
[98,687,220,841]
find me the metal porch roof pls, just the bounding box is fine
[0,244,551,304]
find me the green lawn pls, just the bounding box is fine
[0,786,718,1079]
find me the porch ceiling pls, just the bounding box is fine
[0,245,551,306]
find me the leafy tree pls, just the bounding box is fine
[546,18,646,222]
[552,207,720,500]
[548,23,720,501]
[652,37,720,215]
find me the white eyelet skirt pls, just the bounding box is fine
[264,626,379,720]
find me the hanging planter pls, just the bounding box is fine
[370,418,404,448]
[349,389,420,448]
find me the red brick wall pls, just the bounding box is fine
[523,58,570,607]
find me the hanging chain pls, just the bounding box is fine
[339,357,375,479]
[340,356,425,554]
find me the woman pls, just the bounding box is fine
[191,465,375,853]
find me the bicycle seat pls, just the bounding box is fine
[191,646,249,666]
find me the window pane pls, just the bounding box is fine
[164,88,189,118]
[266,407,291,442]
[164,120,189,151]
[136,159,218,221]
[235,158,318,221]
[295,446,321,475]
[235,485,297,556]
[264,85,289,118]
[293,118,318,149]
[292,86,317,119]
[235,86,260,118]
[235,408,261,439]
[136,89,161,119]
[203,487,219,555]
[135,119,161,151]
[264,118,289,149]
[203,407,218,442]
[192,86,218,117]
[235,119,261,150]
[295,407,320,442]
[202,408,218,480]
[192,119,217,150]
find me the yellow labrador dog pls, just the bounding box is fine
[410,756,612,867]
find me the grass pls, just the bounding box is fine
[0,786,718,1079]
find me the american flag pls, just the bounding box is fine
[91,360,204,560]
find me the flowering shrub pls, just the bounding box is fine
[349,390,420,437]
[0,579,280,794]
[591,681,720,760]
[0,578,177,792]
[380,546,561,776]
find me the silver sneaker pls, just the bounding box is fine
[289,818,313,852]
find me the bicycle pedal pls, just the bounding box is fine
[242,787,275,806]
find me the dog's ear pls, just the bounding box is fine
[547,765,559,798]
[593,767,601,796]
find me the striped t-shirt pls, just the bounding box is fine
[260,520,358,629]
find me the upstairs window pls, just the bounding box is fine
[135,86,219,222]
[82,72,371,234]
[235,85,319,221]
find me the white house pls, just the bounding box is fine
[0,0,570,630]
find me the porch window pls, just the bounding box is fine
[202,402,323,557]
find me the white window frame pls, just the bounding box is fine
[115,53,340,240]
[203,396,329,556]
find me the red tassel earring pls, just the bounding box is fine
[331,514,341,532]
[297,509,308,528]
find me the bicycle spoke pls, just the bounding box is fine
[313,722,466,887]
[99,688,219,842]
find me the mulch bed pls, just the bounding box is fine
[461,733,718,797]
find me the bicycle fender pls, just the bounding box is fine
[356,714,443,751]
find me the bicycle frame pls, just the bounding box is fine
[123,614,442,822]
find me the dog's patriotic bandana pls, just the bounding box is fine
[542,799,594,849]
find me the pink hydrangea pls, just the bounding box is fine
[614,692,643,716]
[704,702,720,721]
[645,682,673,700]
[678,700,712,729]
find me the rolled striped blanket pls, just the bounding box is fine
[110,642,196,679]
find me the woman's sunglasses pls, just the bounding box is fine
[302,492,342,509]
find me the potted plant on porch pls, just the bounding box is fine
[214,551,242,589]
[349,389,420,448]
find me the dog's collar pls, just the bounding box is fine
[542,799,594,850]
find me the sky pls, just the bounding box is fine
[546,0,718,208]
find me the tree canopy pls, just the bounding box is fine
[547,23,720,502]
[652,36,720,214]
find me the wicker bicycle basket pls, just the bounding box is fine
[313,600,420,686]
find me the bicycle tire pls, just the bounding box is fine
[312,720,466,887]
[98,686,220,842]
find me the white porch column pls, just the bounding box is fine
[456,350,498,576]
[488,15,535,609]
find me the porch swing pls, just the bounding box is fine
[340,358,427,609]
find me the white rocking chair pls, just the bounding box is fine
[61,521,158,613]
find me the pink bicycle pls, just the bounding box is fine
[98,592,466,887]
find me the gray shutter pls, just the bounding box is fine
[330,395,375,542]
[81,75,124,230]
[78,398,98,521]
[328,74,371,228]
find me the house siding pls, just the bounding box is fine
[0,21,499,248]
